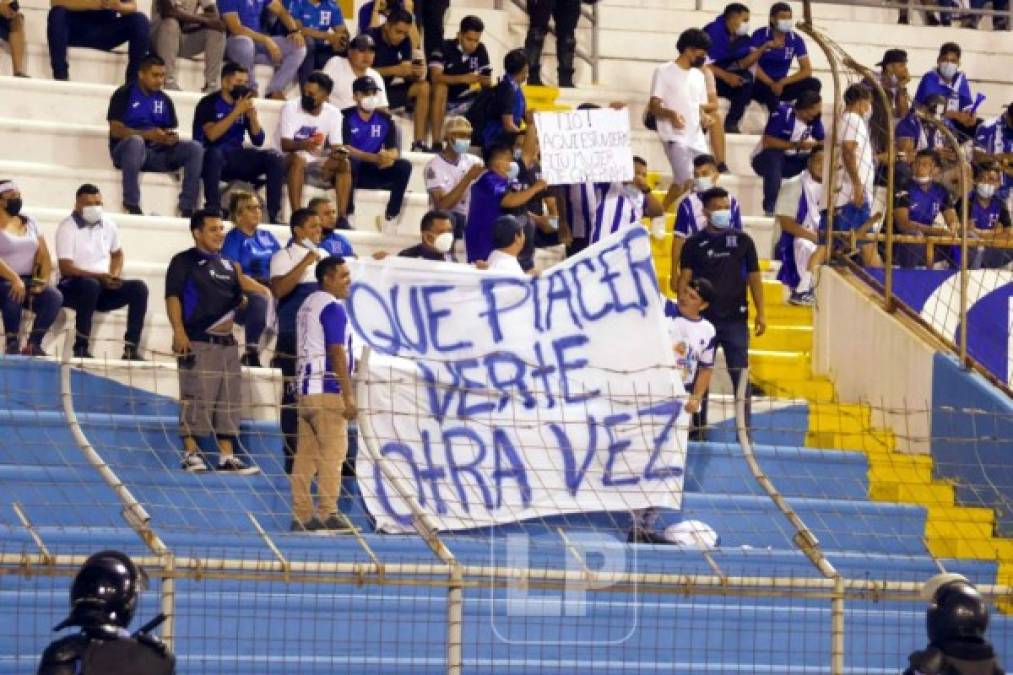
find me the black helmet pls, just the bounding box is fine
[927,579,990,644]
[53,550,145,631]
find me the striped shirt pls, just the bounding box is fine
[674,193,744,238]
[567,181,647,244]
[296,290,355,396]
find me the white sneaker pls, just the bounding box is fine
[181,453,208,473]
[376,213,401,236]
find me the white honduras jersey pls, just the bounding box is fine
[589,182,645,244]
[424,152,484,216]
[667,309,717,388]
[296,290,354,396]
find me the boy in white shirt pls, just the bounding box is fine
[629,277,715,545]
[484,215,526,274]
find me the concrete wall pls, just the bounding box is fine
[813,270,935,454]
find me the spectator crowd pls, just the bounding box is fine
[0,0,1011,534]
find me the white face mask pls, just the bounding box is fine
[735,22,749,36]
[507,161,520,181]
[976,183,997,200]
[915,174,932,184]
[694,176,714,193]
[81,205,103,224]
[776,18,793,33]
[360,95,379,112]
[938,62,958,79]
[431,232,454,253]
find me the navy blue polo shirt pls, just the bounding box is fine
[704,16,751,70]
[193,92,266,150]
[895,111,949,153]
[894,180,953,225]
[482,76,525,146]
[369,26,412,86]
[750,27,808,81]
[218,0,269,31]
[165,247,244,341]
[762,102,825,154]
[342,109,397,155]
[106,83,178,152]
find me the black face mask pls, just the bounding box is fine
[3,198,22,217]
[230,85,251,100]
[691,55,707,68]
[301,94,318,112]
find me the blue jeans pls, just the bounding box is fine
[751,149,809,214]
[234,291,268,348]
[47,8,149,81]
[111,136,204,211]
[0,279,63,349]
[225,34,306,96]
[202,145,285,223]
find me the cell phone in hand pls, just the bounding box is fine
[177,352,196,369]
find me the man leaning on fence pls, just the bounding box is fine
[166,209,269,475]
[291,254,357,533]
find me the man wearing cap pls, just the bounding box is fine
[218,0,305,100]
[424,115,484,244]
[323,34,389,112]
[974,104,1013,200]
[342,76,412,233]
[868,49,911,164]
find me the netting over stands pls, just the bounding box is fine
[1,317,1012,674]
[797,14,1012,393]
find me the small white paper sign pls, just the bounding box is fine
[535,108,634,185]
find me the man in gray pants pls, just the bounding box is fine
[219,0,305,99]
[166,209,271,474]
[150,0,227,92]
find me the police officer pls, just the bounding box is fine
[523,0,582,87]
[38,550,174,675]
[904,573,1005,675]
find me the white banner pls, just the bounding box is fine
[347,228,687,533]
[535,108,634,186]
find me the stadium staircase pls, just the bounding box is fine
[0,0,1011,671]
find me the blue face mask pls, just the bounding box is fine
[452,138,470,154]
[709,209,732,229]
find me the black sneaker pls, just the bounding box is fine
[217,456,260,475]
[322,512,358,533]
[291,516,326,532]
[121,345,145,361]
[23,344,47,357]
[123,204,144,216]
[240,350,262,368]
[5,341,19,356]
[181,453,208,473]
[410,141,433,153]
[72,345,94,359]
[717,162,730,174]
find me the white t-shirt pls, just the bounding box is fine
[0,215,41,276]
[650,61,708,151]
[486,250,525,274]
[296,290,354,396]
[269,243,320,285]
[274,98,344,163]
[829,111,875,209]
[55,213,121,276]
[424,152,484,216]
[322,56,389,112]
[668,310,717,388]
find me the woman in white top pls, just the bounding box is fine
[0,180,63,356]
